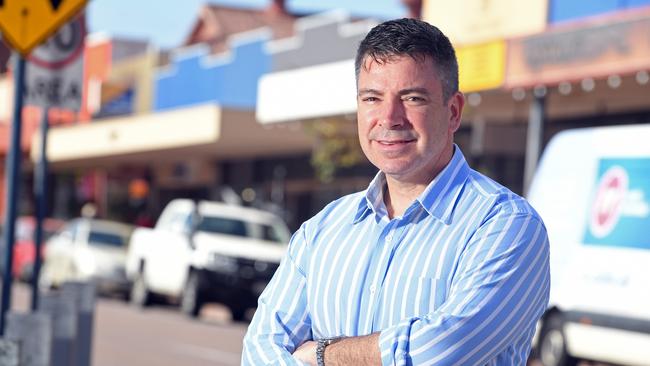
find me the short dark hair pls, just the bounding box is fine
[355,18,459,101]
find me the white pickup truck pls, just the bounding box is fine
[125,199,291,320]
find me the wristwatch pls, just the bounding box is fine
[316,337,344,366]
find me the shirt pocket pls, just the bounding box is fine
[410,276,447,316]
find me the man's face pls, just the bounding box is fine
[357,55,464,185]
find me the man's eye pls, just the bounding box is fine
[362,97,379,102]
[404,96,425,102]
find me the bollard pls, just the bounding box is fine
[0,339,20,366]
[6,312,52,366]
[38,293,77,366]
[61,282,96,366]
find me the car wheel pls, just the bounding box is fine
[130,270,151,308]
[538,313,578,366]
[19,262,34,283]
[181,271,202,318]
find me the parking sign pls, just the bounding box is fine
[24,15,85,111]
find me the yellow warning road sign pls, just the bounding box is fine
[0,0,88,55]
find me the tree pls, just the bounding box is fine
[306,117,364,183]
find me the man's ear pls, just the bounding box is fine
[448,92,465,133]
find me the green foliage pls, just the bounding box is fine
[306,118,364,183]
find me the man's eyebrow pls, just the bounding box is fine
[357,87,431,96]
[358,88,381,95]
[398,87,430,95]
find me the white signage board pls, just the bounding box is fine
[24,15,85,111]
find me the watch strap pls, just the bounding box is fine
[316,337,344,366]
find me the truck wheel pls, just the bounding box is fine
[538,313,578,366]
[181,271,202,318]
[229,306,247,322]
[131,271,151,308]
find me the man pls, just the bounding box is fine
[243,18,549,366]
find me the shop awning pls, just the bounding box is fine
[32,103,314,169]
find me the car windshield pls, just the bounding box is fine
[15,219,62,242]
[197,217,248,238]
[15,227,58,242]
[88,231,126,247]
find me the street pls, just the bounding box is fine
[91,298,246,366]
[10,283,247,366]
[8,283,612,366]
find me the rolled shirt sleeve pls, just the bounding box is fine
[379,209,551,366]
[242,224,313,365]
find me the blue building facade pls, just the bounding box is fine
[549,0,650,23]
[154,30,271,111]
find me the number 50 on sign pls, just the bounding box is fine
[0,0,88,55]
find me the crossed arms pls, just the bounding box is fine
[242,212,550,365]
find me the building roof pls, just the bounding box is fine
[183,3,307,53]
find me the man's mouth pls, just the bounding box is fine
[376,139,415,145]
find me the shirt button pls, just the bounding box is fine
[369,285,376,294]
[386,233,393,241]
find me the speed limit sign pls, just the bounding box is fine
[24,15,85,111]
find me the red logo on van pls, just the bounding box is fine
[590,166,628,238]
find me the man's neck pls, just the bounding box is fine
[383,178,429,219]
[382,145,455,218]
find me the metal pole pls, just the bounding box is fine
[524,94,546,196]
[31,107,49,311]
[1,56,27,336]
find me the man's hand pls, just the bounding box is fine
[293,340,317,366]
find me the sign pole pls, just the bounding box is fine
[1,55,27,336]
[0,0,88,333]
[31,106,49,311]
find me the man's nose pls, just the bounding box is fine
[378,100,407,129]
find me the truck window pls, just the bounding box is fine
[261,224,289,243]
[197,217,248,238]
[168,212,192,234]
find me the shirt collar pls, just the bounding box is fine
[353,171,386,223]
[417,146,470,224]
[353,145,470,224]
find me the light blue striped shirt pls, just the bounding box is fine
[243,146,550,365]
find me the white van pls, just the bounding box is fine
[528,124,650,366]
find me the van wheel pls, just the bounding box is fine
[538,313,578,366]
[181,271,202,318]
[131,271,151,308]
